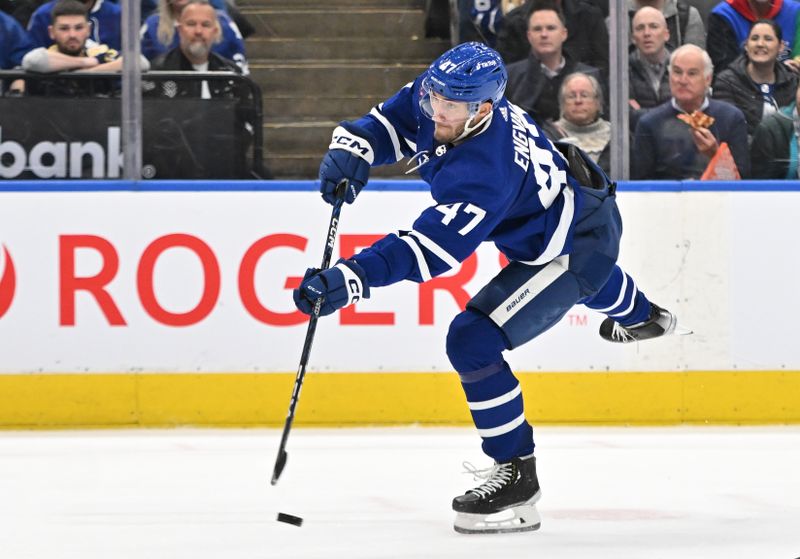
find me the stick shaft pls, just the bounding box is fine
[271,181,346,485]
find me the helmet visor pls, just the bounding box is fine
[419,78,478,123]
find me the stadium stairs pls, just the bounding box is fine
[240,0,450,179]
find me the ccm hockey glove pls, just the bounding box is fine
[319,124,375,205]
[293,259,370,317]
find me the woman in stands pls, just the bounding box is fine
[140,0,248,74]
[712,19,798,139]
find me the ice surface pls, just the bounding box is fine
[1,426,798,559]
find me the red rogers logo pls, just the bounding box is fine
[0,245,16,319]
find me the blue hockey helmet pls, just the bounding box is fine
[419,42,508,120]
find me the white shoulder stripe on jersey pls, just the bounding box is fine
[370,106,405,163]
[521,185,575,266]
[468,384,521,411]
[592,273,629,313]
[399,234,432,282]
[407,230,460,270]
[404,137,417,152]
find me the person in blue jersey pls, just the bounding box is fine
[27,0,121,51]
[292,43,685,535]
[1,10,34,69]
[140,0,247,74]
[1,9,33,94]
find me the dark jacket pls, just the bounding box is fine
[750,104,795,178]
[712,54,798,136]
[632,98,750,179]
[506,52,602,123]
[629,51,672,130]
[146,48,242,98]
[496,0,609,77]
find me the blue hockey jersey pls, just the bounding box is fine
[348,75,584,288]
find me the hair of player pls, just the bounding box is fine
[526,0,567,28]
[50,0,89,22]
[668,43,714,79]
[558,72,604,116]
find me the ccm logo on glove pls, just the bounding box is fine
[293,259,370,317]
[330,126,375,164]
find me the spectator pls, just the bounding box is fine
[615,0,706,51]
[145,0,241,99]
[27,0,121,51]
[1,9,34,69]
[140,0,248,74]
[496,0,609,77]
[21,0,149,96]
[505,2,602,122]
[629,6,674,128]
[713,18,798,136]
[750,79,800,177]
[468,0,525,46]
[706,0,800,73]
[1,9,33,95]
[632,44,750,178]
[542,72,611,172]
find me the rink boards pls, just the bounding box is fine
[0,180,798,427]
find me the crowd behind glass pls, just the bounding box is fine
[2,0,798,179]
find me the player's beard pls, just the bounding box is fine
[433,120,466,144]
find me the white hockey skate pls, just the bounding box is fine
[452,454,542,534]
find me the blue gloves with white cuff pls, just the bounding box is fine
[293,259,370,317]
[319,123,375,205]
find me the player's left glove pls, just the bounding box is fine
[293,258,370,317]
[319,124,375,205]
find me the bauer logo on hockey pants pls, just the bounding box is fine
[506,287,531,313]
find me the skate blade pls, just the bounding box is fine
[453,501,541,535]
[674,324,693,336]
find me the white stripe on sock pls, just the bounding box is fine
[468,384,522,411]
[476,413,526,438]
[592,273,629,313]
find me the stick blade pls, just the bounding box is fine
[271,449,288,486]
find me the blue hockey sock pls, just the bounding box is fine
[447,309,535,462]
[583,266,651,326]
[459,362,534,462]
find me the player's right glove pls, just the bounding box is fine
[319,124,375,205]
[293,258,370,317]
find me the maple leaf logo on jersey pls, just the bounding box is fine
[0,245,17,319]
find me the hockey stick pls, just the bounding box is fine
[271,179,348,486]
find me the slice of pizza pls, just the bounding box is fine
[677,110,715,129]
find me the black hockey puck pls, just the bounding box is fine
[276,512,303,527]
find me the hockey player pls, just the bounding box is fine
[293,42,684,534]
